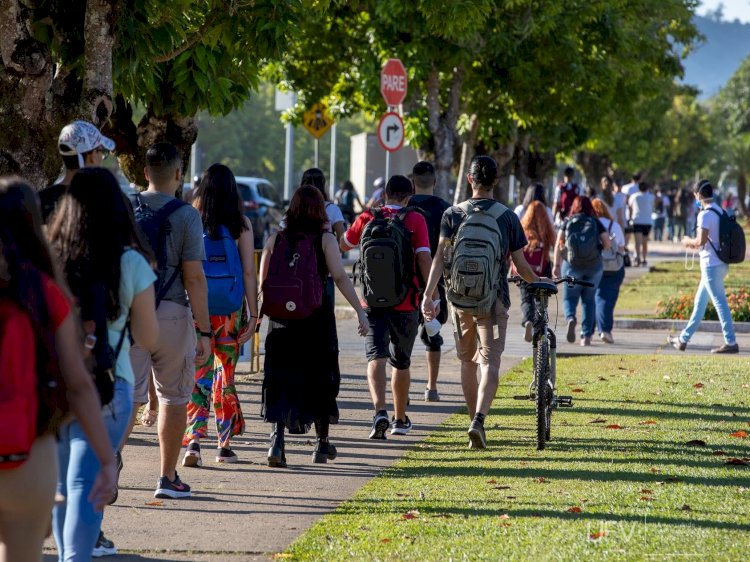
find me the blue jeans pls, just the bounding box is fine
[595,266,626,333]
[679,262,737,345]
[562,261,603,338]
[53,378,133,561]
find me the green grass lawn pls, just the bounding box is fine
[617,261,750,316]
[285,355,750,561]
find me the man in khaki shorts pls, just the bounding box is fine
[422,155,541,449]
[129,143,211,499]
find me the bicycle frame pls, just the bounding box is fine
[530,292,557,394]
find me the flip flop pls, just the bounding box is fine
[140,408,158,427]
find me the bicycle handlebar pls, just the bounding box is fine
[508,275,594,288]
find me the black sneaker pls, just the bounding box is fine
[92,530,116,557]
[368,411,390,440]
[312,440,338,463]
[182,441,202,468]
[154,472,192,499]
[468,420,487,449]
[390,416,413,436]
[108,450,123,505]
[215,447,238,463]
[566,318,577,343]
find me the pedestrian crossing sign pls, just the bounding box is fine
[303,103,334,139]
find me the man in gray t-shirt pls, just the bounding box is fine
[128,142,211,500]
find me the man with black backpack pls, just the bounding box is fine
[408,161,450,402]
[128,143,212,499]
[422,156,542,449]
[552,166,580,226]
[668,180,742,354]
[340,175,434,439]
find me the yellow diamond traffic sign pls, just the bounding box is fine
[303,103,334,139]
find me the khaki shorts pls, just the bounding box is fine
[453,301,509,371]
[130,300,196,406]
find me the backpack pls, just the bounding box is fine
[445,200,507,316]
[707,207,746,264]
[359,208,417,308]
[335,189,355,211]
[261,232,323,320]
[131,194,187,305]
[523,245,548,275]
[558,183,579,219]
[203,225,245,315]
[601,220,625,273]
[565,215,601,268]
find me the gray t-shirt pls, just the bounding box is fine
[137,191,205,307]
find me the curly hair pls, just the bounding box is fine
[521,201,555,251]
[591,198,612,220]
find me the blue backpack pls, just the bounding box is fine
[203,225,245,315]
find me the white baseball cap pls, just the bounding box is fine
[373,176,385,188]
[58,120,115,168]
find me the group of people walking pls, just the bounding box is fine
[0,118,742,562]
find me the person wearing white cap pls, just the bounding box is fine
[39,120,115,222]
[366,176,386,209]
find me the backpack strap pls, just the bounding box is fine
[153,198,188,307]
[704,206,724,255]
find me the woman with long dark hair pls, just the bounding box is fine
[300,167,346,242]
[552,196,611,346]
[181,164,259,466]
[47,168,159,559]
[514,183,554,224]
[259,186,367,467]
[0,177,117,562]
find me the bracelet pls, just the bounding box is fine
[249,315,258,319]
[197,330,212,338]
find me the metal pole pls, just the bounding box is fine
[190,142,198,185]
[314,138,319,168]
[385,150,390,181]
[284,122,294,201]
[329,124,337,199]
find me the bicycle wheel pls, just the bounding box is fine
[534,338,550,451]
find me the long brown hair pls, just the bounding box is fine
[592,198,612,220]
[570,195,595,217]
[521,201,555,251]
[285,186,328,236]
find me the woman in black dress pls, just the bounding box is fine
[259,186,367,467]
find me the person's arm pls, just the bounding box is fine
[599,232,612,250]
[182,260,211,365]
[129,285,159,350]
[421,239,447,321]
[237,216,259,344]
[616,205,625,228]
[683,227,709,250]
[259,232,277,287]
[331,220,345,243]
[511,248,541,284]
[322,233,368,336]
[552,229,564,278]
[56,314,116,512]
[551,186,561,219]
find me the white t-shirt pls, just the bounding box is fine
[514,204,555,225]
[697,203,723,267]
[598,217,625,248]
[629,192,654,225]
[651,195,669,221]
[622,182,640,197]
[611,192,627,224]
[325,201,344,227]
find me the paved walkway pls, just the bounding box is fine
[44,240,749,560]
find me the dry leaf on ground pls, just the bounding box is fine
[380,538,391,544]
[712,450,727,456]
[639,420,658,425]
[693,382,705,389]
[567,506,582,513]
[681,504,692,511]
[590,531,608,540]
[606,424,624,429]
[144,500,164,507]
[589,418,607,424]
[499,514,511,520]
[401,510,420,520]
[730,430,748,438]
[725,458,749,466]
[686,439,707,447]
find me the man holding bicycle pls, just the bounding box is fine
[422,156,542,449]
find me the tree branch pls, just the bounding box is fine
[446,63,464,126]
[153,12,219,64]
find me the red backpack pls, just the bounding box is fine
[523,245,548,274]
[261,233,324,320]
[0,300,39,469]
[558,183,579,219]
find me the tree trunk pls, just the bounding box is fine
[81,0,116,126]
[425,66,463,202]
[576,151,612,187]
[491,138,516,205]
[454,113,478,205]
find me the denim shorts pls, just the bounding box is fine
[365,308,419,370]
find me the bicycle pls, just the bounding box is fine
[509,276,594,450]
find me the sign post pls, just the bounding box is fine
[303,102,334,171]
[379,59,407,179]
[275,89,297,201]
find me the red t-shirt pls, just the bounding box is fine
[343,205,431,312]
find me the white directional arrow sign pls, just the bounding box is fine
[377,112,404,153]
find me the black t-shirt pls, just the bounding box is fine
[409,194,451,256]
[441,198,527,309]
[39,183,67,223]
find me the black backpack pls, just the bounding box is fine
[359,208,417,308]
[707,207,746,264]
[132,194,187,305]
[565,215,601,268]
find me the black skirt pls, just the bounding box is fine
[261,292,340,434]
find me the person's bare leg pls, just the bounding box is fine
[392,367,410,421]
[426,351,441,391]
[634,232,643,263]
[147,375,158,413]
[476,364,500,416]
[367,359,388,412]
[119,403,143,451]
[642,236,649,264]
[159,403,187,481]
[461,361,479,419]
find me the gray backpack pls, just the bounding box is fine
[445,200,507,316]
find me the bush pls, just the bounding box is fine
[656,287,750,322]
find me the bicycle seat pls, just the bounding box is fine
[527,281,558,295]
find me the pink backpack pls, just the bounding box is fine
[261,233,324,320]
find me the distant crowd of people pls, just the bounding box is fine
[0,120,742,562]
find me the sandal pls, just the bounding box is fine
[140,408,158,427]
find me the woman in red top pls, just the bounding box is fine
[0,178,116,562]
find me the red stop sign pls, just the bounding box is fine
[380,58,408,106]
